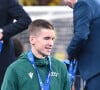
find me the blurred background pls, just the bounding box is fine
[19,0,65,6]
[15,0,74,61]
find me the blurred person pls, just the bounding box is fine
[13,37,24,59]
[1,19,71,90]
[64,0,100,90]
[0,0,31,87]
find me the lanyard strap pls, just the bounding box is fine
[64,59,77,85]
[27,50,51,90]
[0,41,3,53]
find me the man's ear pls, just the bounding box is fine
[29,36,35,45]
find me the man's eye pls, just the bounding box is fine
[44,37,55,41]
[44,37,50,40]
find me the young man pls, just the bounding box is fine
[64,0,100,90]
[1,19,71,90]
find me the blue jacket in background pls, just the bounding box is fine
[67,0,100,80]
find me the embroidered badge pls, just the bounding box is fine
[28,72,33,79]
[50,72,58,77]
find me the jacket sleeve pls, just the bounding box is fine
[1,66,18,90]
[63,63,71,90]
[2,0,32,41]
[67,1,92,58]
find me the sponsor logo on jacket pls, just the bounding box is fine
[50,71,59,77]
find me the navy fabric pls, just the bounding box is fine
[0,0,31,87]
[67,0,100,80]
[84,74,100,90]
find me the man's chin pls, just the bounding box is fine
[44,53,51,56]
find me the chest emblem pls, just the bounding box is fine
[28,72,33,79]
[50,71,59,77]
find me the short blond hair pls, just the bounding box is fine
[28,19,54,36]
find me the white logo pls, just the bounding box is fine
[28,72,33,79]
[50,72,58,77]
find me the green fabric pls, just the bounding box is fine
[1,52,71,90]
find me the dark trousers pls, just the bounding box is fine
[84,74,100,90]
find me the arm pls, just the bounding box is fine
[67,1,92,59]
[2,0,31,41]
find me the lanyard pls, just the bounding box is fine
[27,50,51,90]
[69,60,77,82]
[0,41,3,53]
[64,59,77,85]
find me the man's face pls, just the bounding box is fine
[30,29,55,58]
[64,0,76,8]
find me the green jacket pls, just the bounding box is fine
[1,52,70,90]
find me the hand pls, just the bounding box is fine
[65,53,74,61]
[71,82,75,90]
[0,32,3,40]
[67,55,74,61]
